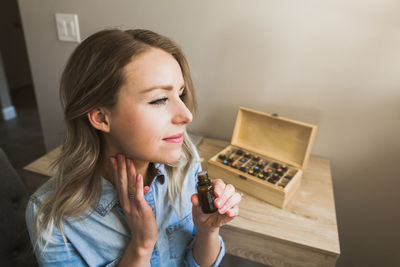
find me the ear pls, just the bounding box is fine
[87,108,111,133]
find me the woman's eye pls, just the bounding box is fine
[179,91,187,101]
[149,90,186,105]
[149,97,168,105]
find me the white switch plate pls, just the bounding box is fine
[55,13,81,43]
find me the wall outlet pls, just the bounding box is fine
[55,13,80,43]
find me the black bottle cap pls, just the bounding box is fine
[218,153,226,160]
[197,171,210,185]
[272,162,280,169]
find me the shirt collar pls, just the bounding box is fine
[153,162,165,185]
[94,163,165,216]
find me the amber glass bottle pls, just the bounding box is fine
[197,171,218,214]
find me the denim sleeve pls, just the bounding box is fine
[184,235,226,267]
[104,257,121,267]
[25,197,87,266]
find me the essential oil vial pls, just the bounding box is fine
[197,171,218,214]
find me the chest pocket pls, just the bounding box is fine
[166,213,195,259]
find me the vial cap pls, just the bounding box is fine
[198,170,209,184]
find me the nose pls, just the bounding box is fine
[171,97,193,125]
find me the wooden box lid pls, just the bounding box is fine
[231,107,317,169]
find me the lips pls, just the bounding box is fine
[163,133,184,143]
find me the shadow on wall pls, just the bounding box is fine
[333,139,400,267]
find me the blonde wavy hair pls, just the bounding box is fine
[34,29,198,250]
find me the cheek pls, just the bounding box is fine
[108,103,183,163]
[132,111,166,142]
[110,107,168,152]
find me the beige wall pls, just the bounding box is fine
[18,0,400,266]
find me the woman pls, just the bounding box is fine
[26,29,242,266]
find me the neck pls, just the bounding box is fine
[102,156,154,187]
[100,137,156,187]
[131,159,152,187]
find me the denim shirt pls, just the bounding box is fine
[25,158,225,267]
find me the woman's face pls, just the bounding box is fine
[106,47,193,164]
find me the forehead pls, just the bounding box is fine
[122,48,183,92]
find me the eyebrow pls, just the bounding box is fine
[139,84,185,94]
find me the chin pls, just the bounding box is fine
[157,147,182,164]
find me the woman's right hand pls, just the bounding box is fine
[110,154,158,255]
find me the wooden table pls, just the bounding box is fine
[24,138,340,267]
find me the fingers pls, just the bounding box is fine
[215,183,235,209]
[120,155,134,211]
[135,174,144,202]
[190,194,200,206]
[213,179,225,198]
[226,205,239,217]
[212,179,241,216]
[218,191,242,215]
[110,155,144,212]
[126,158,137,200]
[109,157,118,183]
[110,155,129,209]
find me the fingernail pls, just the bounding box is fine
[216,199,222,207]
[221,205,228,213]
[216,190,223,198]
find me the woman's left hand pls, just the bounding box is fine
[191,179,242,233]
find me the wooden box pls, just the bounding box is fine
[207,107,317,208]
